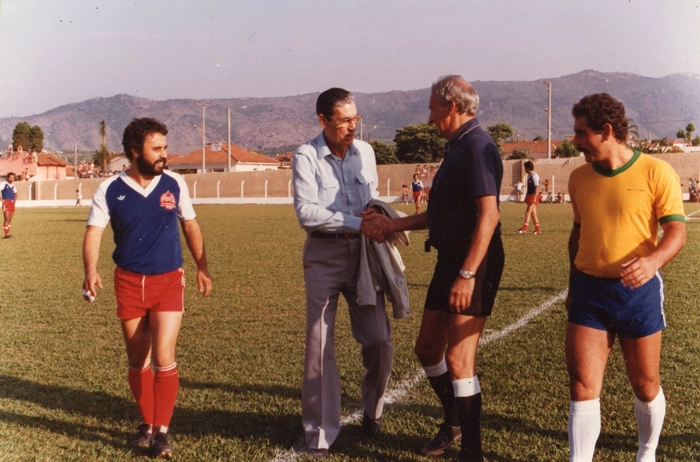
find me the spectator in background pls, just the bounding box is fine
[1,172,17,238]
[411,173,424,214]
[518,161,542,235]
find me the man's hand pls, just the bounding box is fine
[449,277,475,312]
[82,272,103,302]
[196,268,213,297]
[620,256,657,289]
[359,209,392,243]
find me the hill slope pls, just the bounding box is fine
[1,70,698,154]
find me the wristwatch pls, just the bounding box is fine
[459,269,476,280]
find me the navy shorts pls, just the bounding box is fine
[568,271,666,338]
[424,235,504,316]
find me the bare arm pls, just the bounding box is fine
[620,220,686,289]
[181,218,213,296]
[82,225,105,300]
[450,195,500,312]
[566,226,581,311]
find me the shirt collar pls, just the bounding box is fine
[444,117,480,154]
[314,131,357,161]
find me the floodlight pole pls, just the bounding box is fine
[196,101,209,173]
[544,80,552,160]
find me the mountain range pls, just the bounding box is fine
[2,70,699,155]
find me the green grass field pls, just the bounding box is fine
[0,202,698,461]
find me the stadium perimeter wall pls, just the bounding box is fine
[13,153,700,206]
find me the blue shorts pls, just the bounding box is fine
[568,271,666,338]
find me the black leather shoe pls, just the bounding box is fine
[361,412,382,437]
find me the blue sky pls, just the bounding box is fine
[0,0,698,118]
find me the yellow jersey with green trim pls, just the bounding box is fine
[569,151,685,278]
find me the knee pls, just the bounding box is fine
[630,378,661,402]
[414,341,443,367]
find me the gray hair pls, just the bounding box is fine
[431,75,479,116]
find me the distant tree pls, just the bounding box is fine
[693,135,700,147]
[532,136,544,142]
[627,118,640,145]
[676,129,686,140]
[507,147,531,160]
[393,124,446,163]
[99,119,107,149]
[12,122,31,151]
[370,141,399,165]
[486,123,514,150]
[685,123,695,143]
[554,139,580,158]
[94,119,111,170]
[29,125,44,152]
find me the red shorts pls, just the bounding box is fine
[114,266,185,320]
[2,200,15,213]
[412,191,422,202]
[525,194,539,206]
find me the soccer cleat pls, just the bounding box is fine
[4,234,12,239]
[422,422,462,456]
[517,229,527,234]
[151,431,174,459]
[129,423,152,449]
[533,230,542,235]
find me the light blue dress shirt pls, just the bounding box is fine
[293,131,379,233]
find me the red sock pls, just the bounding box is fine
[3,225,10,236]
[535,223,541,232]
[128,364,155,425]
[154,364,179,428]
[521,223,529,231]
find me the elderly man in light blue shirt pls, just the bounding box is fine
[292,87,394,459]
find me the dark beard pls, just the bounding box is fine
[136,155,165,177]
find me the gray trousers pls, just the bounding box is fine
[301,236,394,451]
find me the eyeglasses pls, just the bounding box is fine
[326,114,362,128]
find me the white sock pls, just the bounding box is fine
[569,399,600,462]
[423,358,448,377]
[452,376,480,397]
[635,388,666,462]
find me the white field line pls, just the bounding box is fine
[271,289,568,462]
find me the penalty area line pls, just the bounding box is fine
[271,289,568,462]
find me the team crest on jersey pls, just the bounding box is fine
[160,191,176,210]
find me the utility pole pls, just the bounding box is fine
[195,101,209,173]
[227,108,231,172]
[543,80,552,160]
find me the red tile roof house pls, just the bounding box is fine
[166,143,281,173]
[0,152,68,180]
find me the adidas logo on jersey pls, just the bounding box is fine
[117,195,126,201]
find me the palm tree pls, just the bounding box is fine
[627,118,640,146]
[97,119,111,171]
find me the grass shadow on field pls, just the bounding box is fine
[0,374,305,450]
[0,410,128,449]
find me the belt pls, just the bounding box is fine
[309,231,360,239]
